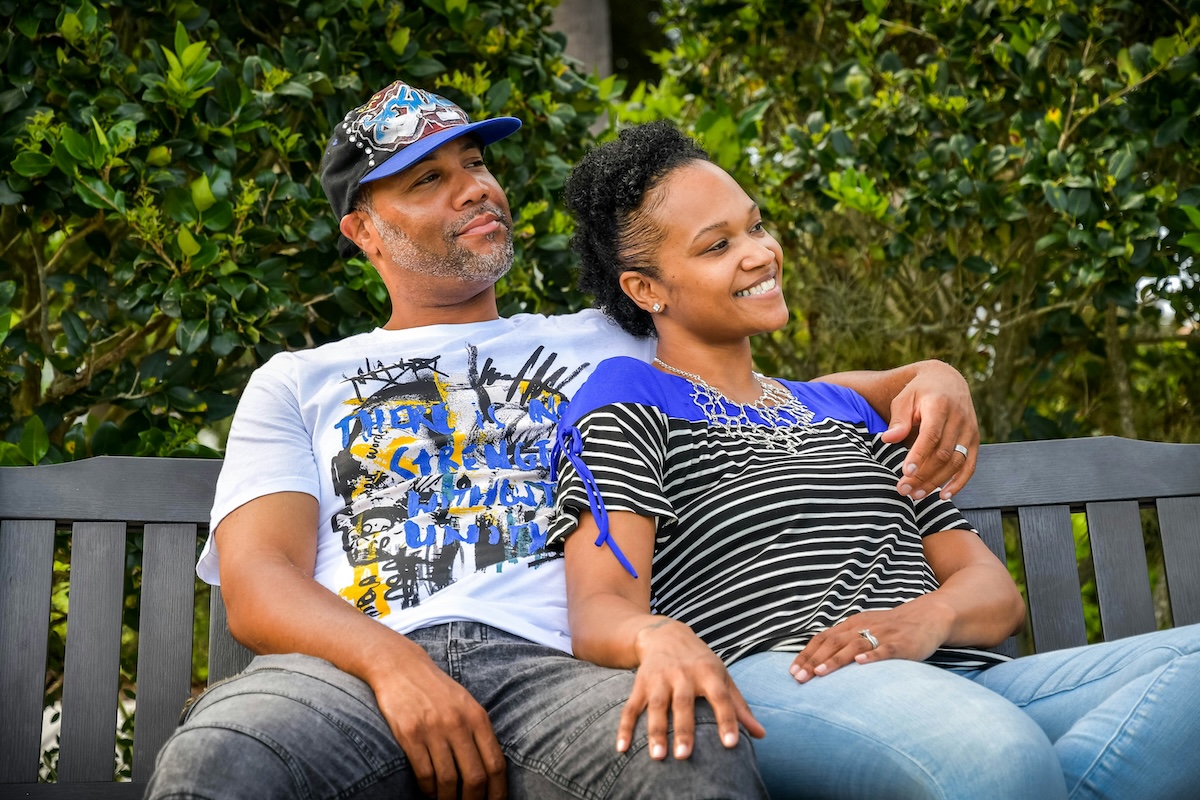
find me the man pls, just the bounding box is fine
[146,79,979,800]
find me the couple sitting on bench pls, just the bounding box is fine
[146,79,1200,799]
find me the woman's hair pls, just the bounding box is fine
[563,121,710,337]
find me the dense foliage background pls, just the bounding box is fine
[621,0,1200,445]
[0,0,615,466]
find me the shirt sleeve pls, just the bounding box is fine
[547,402,677,555]
[869,434,976,538]
[197,354,322,584]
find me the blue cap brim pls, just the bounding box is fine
[359,117,522,185]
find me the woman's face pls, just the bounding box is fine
[640,161,788,345]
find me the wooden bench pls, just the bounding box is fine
[1,435,1198,797]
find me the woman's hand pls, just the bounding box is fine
[788,600,953,683]
[621,617,766,760]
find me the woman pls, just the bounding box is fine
[547,121,1200,799]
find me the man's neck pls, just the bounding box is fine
[382,284,501,330]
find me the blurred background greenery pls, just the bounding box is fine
[2,0,1197,781]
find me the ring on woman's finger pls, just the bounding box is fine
[858,629,879,649]
[953,443,969,457]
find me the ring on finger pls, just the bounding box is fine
[859,629,879,650]
[953,443,969,457]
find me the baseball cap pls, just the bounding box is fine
[320,80,521,256]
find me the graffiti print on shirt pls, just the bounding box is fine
[330,344,586,617]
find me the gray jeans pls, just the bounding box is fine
[145,622,766,799]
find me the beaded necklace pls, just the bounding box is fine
[652,357,814,454]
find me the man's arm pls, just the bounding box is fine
[815,360,979,500]
[216,492,506,800]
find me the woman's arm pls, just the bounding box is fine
[564,509,764,760]
[816,360,979,500]
[787,529,1024,682]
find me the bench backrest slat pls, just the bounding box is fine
[131,523,198,784]
[1017,505,1089,652]
[961,508,1018,658]
[57,522,128,783]
[208,586,254,683]
[0,519,56,783]
[1159,496,1200,626]
[1086,500,1157,642]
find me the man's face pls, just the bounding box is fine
[361,137,514,284]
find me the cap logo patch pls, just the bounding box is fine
[346,83,469,167]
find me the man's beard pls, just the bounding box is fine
[368,204,514,283]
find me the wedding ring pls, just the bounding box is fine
[859,629,879,649]
[953,444,969,457]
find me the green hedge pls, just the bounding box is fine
[0,0,618,463]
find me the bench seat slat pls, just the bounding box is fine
[132,524,198,783]
[1018,506,1088,652]
[57,523,127,783]
[1159,496,1200,626]
[0,520,56,783]
[1086,501,1156,641]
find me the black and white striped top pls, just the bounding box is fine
[548,356,1007,669]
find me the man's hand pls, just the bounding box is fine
[371,651,507,800]
[881,360,978,500]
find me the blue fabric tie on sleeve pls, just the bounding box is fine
[551,424,639,578]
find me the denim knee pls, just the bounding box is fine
[145,654,413,799]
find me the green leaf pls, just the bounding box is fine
[1179,232,1200,253]
[61,310,89,356]
[1152,36,1180,65]
[173,20,189,57]
[1043,183,1068,213]
[1179,205,1200,230]
[61,128,92,162]
[1034,233,1064,252]
[74,175,127,212]
[12,151,53,177]
[1116,48,1142,85]
[176,318,210,353]
[191,173,216,212]
[0,442,25,466]
[19,416,50,466]
[862,0,887,15]
[389,27,411,56]
[1108,145,1136,182]
[1066,189,1091,219]
[177,227,201,256]
[1155,115,1190,147]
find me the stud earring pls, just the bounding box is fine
[651,303,662,313]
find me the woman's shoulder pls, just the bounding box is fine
[778,378,887,432]
[564,357,665,425]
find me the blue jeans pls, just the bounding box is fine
[145,622,766,799]
[727,624,1200,799]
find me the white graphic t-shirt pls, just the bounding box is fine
[197,309,654,652]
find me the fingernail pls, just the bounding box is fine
[855,653,868,663]
[723,732,738,748]
[914,489,927,500]
[814,663,828,675]
[905,463,918,475]
[616,738,627,752]
[941,490,953,500]
[651,744,666,760]
[793,668,808,682]
[789,663,800,676]
[898,483,911,497]
[675,743,688,759]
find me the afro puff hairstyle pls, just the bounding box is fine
[563,120,710,338]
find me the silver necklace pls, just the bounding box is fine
[653,357,814,453]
